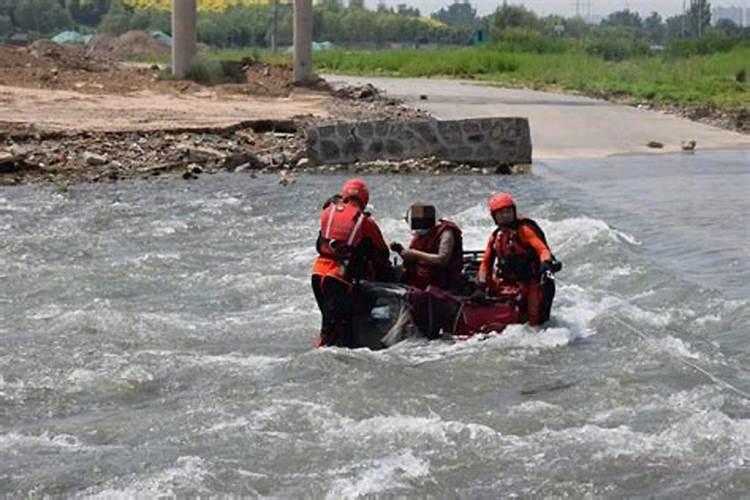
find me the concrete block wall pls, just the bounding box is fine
[305,117,532,166]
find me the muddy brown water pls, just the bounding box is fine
[1,151,749,497]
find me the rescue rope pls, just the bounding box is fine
[556,277,750,402]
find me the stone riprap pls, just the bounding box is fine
[305,117,532,166]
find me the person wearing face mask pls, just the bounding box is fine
[476,192,561,326]
[390,203,464,292]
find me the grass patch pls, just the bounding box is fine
[314,48,519,77]
[314,46,750,109]
[136,44,749,109]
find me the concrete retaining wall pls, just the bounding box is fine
[305,117,532,166]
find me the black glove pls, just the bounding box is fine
[540,260,553,276]
[390,241,404,255]
[540,260,559,284]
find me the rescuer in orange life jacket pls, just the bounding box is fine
[389,203,464,293]
[311,178,393,347]
[476,192,561,326]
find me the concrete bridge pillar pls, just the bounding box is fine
[172,0,197,79]
[293,0,313,84]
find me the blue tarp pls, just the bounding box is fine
[285,41,334,53]
[150,30,172,47]
[51,31,92,45]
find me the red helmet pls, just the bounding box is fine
[341,178,369,206]
[488,192,515,214]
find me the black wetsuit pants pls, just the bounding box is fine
[311,275,354,347]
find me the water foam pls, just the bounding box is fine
[81,456,213,499]
[0,431,105,452]
[135,349,289,374]
[325,450,431,499]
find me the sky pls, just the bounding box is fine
[377,0,750,19]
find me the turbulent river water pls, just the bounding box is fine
[1,151,749,498]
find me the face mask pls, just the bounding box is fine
[412,229,430,237]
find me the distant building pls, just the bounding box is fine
[712,5,744,26]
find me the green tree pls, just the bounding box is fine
[665,13,687,40]
[0,0,14,17]
[714,18,741,37]
[490,3,539,38]
[0,14,12,36]
[433,0,477,28]
[98,0,131,34]
[643,12,665,44]
[602,9,642,29]
[687,0,710,37]
[198,16,230,46]
[562,15,589,38]
[318,0,343,12]
[67,0,111,26]
[396,3,419,17]
[14,0,74,33]
[348,0,364,9]
[130,9,158,31]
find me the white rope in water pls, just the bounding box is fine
[556,277,750,401]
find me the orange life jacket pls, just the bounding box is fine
[404,220,464,291]
[317,201,367,261]
[491,218,548,283]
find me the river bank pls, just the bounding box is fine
[3,42,748,185]
[0,128,516,186]
[0,41,442,185]
[314,46,750,135]
[325,75,750,160]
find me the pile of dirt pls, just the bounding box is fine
[242,61,294,96]
[220,60,333,97]
[0,44,34,67]
[334,83,382,101]
[0,41,158,93]
[0,40,124,90]
[1,39,302,97]
[0,41,105,72]
[88,31,170,61]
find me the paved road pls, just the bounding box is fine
[325,75,750,160]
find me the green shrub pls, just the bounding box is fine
[185,59,248,84]
[584,36,651,61]
[493,28,571,54]
[0,15,12,38]
[667,33,741,57]
[157,59,248,85]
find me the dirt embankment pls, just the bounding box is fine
[0,37,293,96]
[0,41,428,185]
[0,38,163,94]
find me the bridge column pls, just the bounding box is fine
[172,0,197,79]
